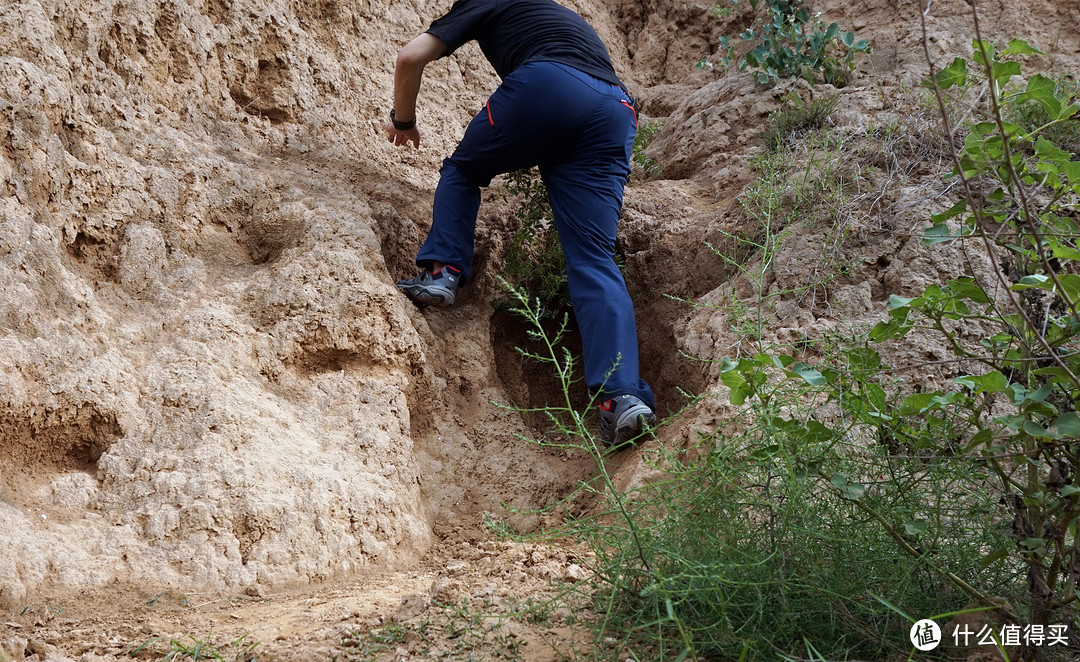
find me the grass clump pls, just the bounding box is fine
[127,633,260,661]
[632,119,665,177]
[760,93,839,151]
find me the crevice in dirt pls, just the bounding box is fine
[229,86,289,125]
[205,200,305,266]
[292,347,373,376]
[490,310,591,416]
[404,370,437,444]
[370,197,425,282]
[66,230,120,285]
[153,5,192,83]
[0,404,123,493]
[232,511,272,566]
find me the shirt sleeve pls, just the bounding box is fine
[425,0,497,57]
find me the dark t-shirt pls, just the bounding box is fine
[426,0,622,87]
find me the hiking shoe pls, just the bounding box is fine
[597,394,657,446]
[396,265,461,307]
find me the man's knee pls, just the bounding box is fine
[440,156,496,189]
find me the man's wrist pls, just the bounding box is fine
[390,107,416,131]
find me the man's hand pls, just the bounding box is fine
[384,123,421,148]
[384,33,445,151]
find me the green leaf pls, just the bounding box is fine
[1048,412,1080,439]
[949,277,991,303]
[1049,238,1080,262]
[765,353,796,369]
[789,362,826,386]
[886,294,915,309]
[1056,274,1080,308]
[981,332,1013,351]
[1059,484,1080,497]
[904,518,928,536]
[830,474,866,500]
[926,57,967,89]
[930,198,968,225]
[1021,74,1062,119]
[1023,420,1060,439]
[720,367,751,405]
[1011,382,1055,405]
[1034,135,1072,165]
[963,428,995,452]
[991,60,1022,87]
[1002,38,1043,57]
[922,223,954,245]
[868,318,905,342]
[1021,537,1048,557]
[1061,160,1080,194]
[801,420,834,444]
[900,392,939,415]
[750,444,780,459]
[997,414,1026,431]
[1012,274,1051,291]
[956,370,1009,394]
[971,40,996,69]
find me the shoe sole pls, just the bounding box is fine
[398,284,455,307]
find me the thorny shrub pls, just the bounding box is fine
[714,28,1080,662]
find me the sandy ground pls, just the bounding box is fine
[4,524,599,661]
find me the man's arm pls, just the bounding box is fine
[384,33,447,149]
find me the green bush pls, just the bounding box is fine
[700,0,871,86]
[495,286,1001,660]
[493,168,570,318]
[874,36,1080,643]
[587,381,1002,660]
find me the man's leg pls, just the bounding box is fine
[538,70,654,412]
[542,162,654,411]
[414,69,559,285]
[414,121,492,286]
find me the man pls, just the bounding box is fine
[384,0,655,445]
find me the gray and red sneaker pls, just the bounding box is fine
[598,394,656,446]
[396,265,461,307]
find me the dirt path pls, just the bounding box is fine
[4,523,598,661]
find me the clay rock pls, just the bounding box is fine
[117,223,167,294]
[0,0,443,608]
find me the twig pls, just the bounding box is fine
[919,0,1080,393]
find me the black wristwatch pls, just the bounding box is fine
[390,108,416,131]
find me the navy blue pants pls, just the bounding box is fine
[416,61,654,408]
